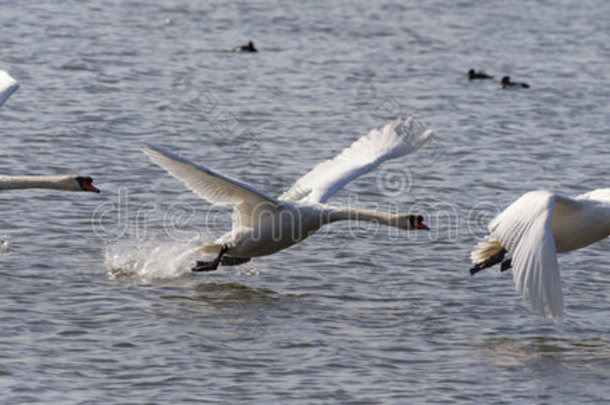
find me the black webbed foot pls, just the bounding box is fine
[192,260,220,272]
[500,258,512,272]
[220,256,251,266]
[192,244,229,272]
[470,248,507,276]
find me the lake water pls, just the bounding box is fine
[1,0,610,403]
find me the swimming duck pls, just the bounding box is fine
[232,41,257,53]
[467,69,493,80]
[501,76,530,89]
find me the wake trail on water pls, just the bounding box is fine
[105,238,207,282]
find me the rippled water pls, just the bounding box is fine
[1,0,610,403]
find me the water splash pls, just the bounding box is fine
[105,239,205,282]
[0,235,10,254]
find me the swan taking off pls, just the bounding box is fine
[470,189,610,320]
[0,70,19,108]
[0,175,100,193]
[144,117,434,271]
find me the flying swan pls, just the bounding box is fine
[144,117,434,271]
[0,175,100,193]
[470,189,610,320]
[0,70,19,108]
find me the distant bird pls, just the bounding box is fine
[467,69,493,80]
[144,118,434,272]
[0,70,19,108]
[470,189,610,320]
[0,175,100,193]
[232,41,257,53]
[501,76,530,89]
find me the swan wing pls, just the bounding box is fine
[0,70,19,108]
[575,188,610,203]
[279,117,434,203]
[143,145,283,209]
[490,190,567,320]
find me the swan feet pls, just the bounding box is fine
[470,248,508,276]
[500,258,512,272]
[192,244,229,272]
[220,256,251,266]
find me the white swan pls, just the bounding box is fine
[470,189,610,320]
[0,175,100,193]
[0,70,19,108]
[144,117,434,271]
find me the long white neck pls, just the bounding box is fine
[0,175,76,191]
[322,205,402,227]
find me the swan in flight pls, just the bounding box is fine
[470,189,610,320]
[144,117,434,271]
[0,175,100,193]
[0,70,19,108]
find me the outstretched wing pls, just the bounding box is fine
[0,70,19,108]
[490,191,567,320]
[279,117,434,204]
[575,188,610,203]
[144,145,283,227]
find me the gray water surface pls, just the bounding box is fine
[1,1,610,403]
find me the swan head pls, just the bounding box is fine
[402,214,429,230]
[70,175,100,193]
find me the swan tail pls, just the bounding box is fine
[469,239,507,275]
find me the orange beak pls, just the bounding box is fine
[82,182,100,193]
[415,220,429,230]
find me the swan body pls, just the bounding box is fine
[0,70,19,108]
[0,175,100,193]
[144,117,434,269]
[470,189,610,320]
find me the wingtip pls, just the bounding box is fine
[143,144,172,160]
[392,117,436,150]
[143,144,161,154]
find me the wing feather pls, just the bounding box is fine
[0,70,19,108]
[143,145,282,208]
[489,191,564,320]
[575,188,610,203]
[279,117,434,203]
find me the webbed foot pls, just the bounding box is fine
[192,244,229,272]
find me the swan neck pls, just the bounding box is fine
[0,175,73,191]
[324,206,398,227]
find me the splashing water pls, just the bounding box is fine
[0,236,10,254]
[105,239,205,282]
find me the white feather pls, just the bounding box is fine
[480,189,610,320]
[488,191,563,320]
[0,70,19,108]
[143,145,284,229]
[575,188,610,203]
[143,118,434,261]
[279,117,434,203]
